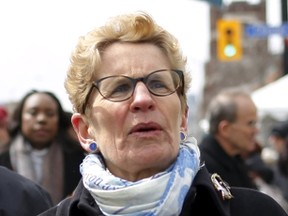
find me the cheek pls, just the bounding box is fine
[168,99,184,126]
[91,106,126,138]
[21,115,33,134]
[50,118,59,135]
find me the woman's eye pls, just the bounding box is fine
[113,84,131,93]
[149,80,168,90]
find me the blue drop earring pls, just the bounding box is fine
[89,142,98,153]
[180,131,187,142]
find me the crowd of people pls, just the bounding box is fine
[0,11,287,216]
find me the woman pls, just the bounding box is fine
[39,12,287,215]
[0,90,85,204]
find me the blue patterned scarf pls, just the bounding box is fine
[80,137,200,216]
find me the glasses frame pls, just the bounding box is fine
[81,69,184,113]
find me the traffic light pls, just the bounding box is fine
[217,19,242,61]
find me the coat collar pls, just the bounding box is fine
[184,166,232,216]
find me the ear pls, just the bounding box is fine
[218,120,230,137]
[180,105,189,132]
[71,113,93,152]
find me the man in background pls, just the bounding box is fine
[199,88,258,189]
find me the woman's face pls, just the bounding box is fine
[73,43,188,181]
[21,93,59,149]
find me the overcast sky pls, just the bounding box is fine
[0,0,210,111]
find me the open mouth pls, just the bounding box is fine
[129,122,161,134]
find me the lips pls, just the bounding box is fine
[129,122,162,134]
[34,128,51,136]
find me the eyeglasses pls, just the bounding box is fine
[82,69,184,113]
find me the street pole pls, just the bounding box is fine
[282,0,288,75]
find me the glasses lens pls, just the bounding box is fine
[146,70,181,96]
[95,69,182,102]
[98,76,134,101]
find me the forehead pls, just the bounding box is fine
[98,42,171,77]
[23,93,58,111]
[235,96,257,118]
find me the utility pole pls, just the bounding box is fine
[282,0,288,75]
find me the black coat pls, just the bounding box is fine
[0,166,53,216]
[38,166,287,216]
[0,142,85,203]
[199,134,257,189]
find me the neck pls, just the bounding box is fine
[215,135,239,157]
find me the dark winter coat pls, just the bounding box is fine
[0,166,53,216]
[199,134,257,189]
[38,166,287,216]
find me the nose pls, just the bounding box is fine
[253,122,260,134]
[36,112,48,123]
[130,82,155,112]
[254,126,259,135]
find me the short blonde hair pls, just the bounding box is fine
[65,11,191,114]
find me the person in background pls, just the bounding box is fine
[269,121,288,202]
[242,141,274,184]
[39,11,287,215]
[242,140,288,212]
[0,106,10,153]
[199,88,258,189]
[0,90,85,204]
[0,165,53,216]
